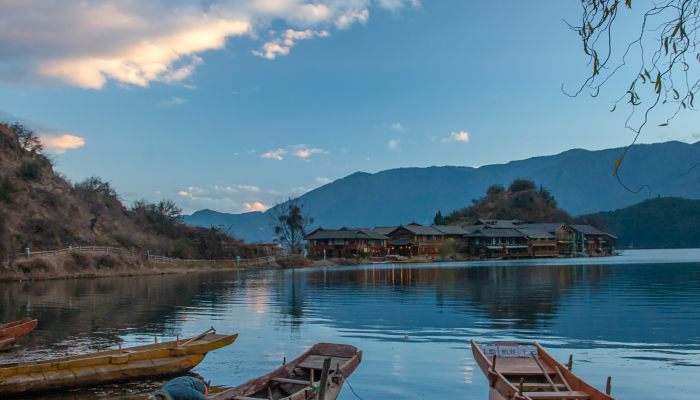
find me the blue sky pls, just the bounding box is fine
[0,1,698,213]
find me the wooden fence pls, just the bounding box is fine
[147,254,278,267]
[15,246,135,260]
[10,245,281,268]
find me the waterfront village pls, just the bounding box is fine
[304,219,617,261]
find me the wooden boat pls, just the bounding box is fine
[471,341,614,400]
[0,329,237,397]
[209,343,362,400]
[0,317,38,351]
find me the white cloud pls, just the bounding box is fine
[253,29,330,60]
[176,184,269,213]
[0,1,420,88]
[243,201,270,212]
[335,9,369,29]
[261,144,328,161]
[387,138,400,150]
[39,133,86,154]
[157,96,188,108]
[290,144,329,159]
[315,176,332,185]
[441,130,470,144]
[390,122,406,132]
[261,148,287,160]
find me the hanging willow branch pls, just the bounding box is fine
[566,0,700,192]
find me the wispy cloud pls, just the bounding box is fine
[261,144,328,161]
[177,184,268,213]
[157,96,188,108]
[387,138,400,151]
[390,122,406,133]
[253,29,330,60]
[315,176,332,185]
[39,133,86,154]
[260,148,287,160]
[0,1,419,89]
[441,130,470,144]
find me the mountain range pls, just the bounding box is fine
[184,140,700,242]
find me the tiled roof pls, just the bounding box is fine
[476,219,527,229]
[372,226,399,235]
[398,224,444,236]
[570,224,617,238]
[305,228,388,240]
[524,223,566,234]
[432,225,468,235]
[516,228,555,239]
[466,228,525,238]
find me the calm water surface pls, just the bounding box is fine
[1,249,700,399]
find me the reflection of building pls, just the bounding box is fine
[304,228,388,258]
[250,242,284,256]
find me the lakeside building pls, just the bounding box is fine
[305,220,616,260]
[304,227,388,258]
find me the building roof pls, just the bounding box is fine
[460,225,482,234]
[524,223,566,234]
[432,225,468,235]
[516,228,555,239]
[475,219,527,229]
[372,226,399,235]
[304,227,388,240]
[466,228,525,238]
[570,224,617,239]
[394,223,444,236]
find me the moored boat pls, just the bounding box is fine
[0,328,237,397]
[0,317,38,351]
[209,342,362,400]
[471,340,614,400]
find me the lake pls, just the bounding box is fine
[1,249,699,399]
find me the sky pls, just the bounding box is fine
[1,0,699,214]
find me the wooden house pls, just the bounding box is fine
[385,223,445,257]
[304,227,388,259]
[464,228,529,258]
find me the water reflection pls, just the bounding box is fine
[1,250,699,399]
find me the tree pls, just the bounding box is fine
[433,211,445,225]
[11,123,43,153]
[570,1,700,184]
[270,197,314,255]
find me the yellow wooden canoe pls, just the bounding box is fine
[0,329,237,397]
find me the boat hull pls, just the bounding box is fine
[0,318,38,351]
[0,332,237,397]
[210,342,361,400]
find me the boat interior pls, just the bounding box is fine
[219,344,358,400]
[478,342,607,400]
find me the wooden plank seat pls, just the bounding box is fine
[523,391,591,399]
[270,377,310,385]
[513,383,568,391]
[297,355,349,370]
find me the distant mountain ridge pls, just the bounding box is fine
[579,197,700,249]
[184,140,700,242]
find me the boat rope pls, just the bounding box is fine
[345,379,368,400]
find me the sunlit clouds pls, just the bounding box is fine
[39,133,86,154]
[387,138,400,150]
[0,0,421,89]
[260,144,328,161]
[441,130,470,144]
[243,201,270,212]
[253,29,330,60]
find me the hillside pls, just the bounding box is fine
[185,140,700,242]
[0,123,259,263]
[579,197,700,249]
[445,179,574,225]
